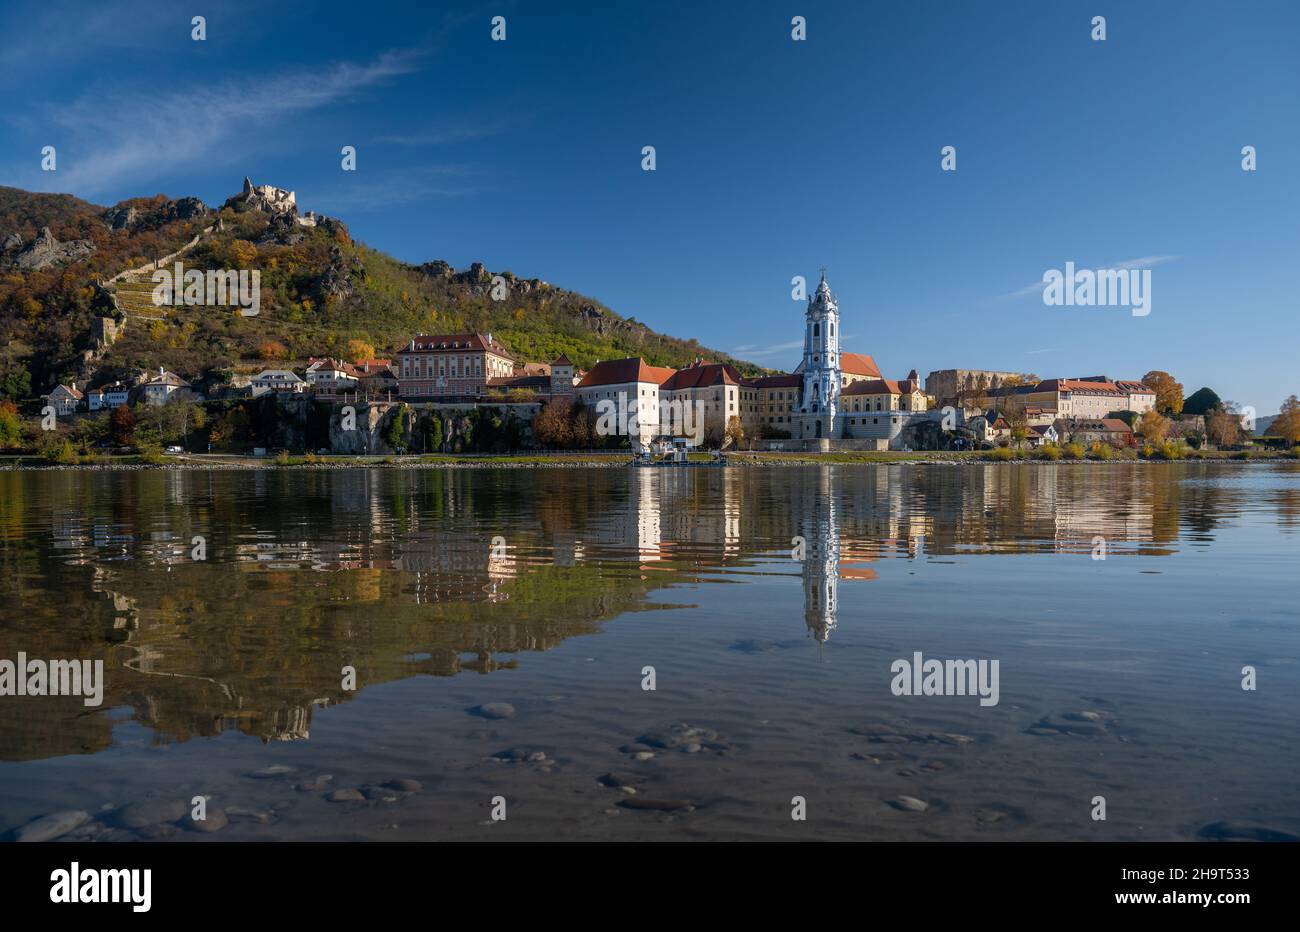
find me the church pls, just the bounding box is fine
[784,271,930,449]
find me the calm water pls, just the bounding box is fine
[1,463,1297,841]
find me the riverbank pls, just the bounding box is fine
[2,448,1297,469]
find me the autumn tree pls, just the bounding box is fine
[533,398,574,448]
[1136,409,1171,443]
[724,415,744,449]
[1273,395,1300,445]
[0,400,22,448]
[109,404,136,445]
[1205,406,1242,448]
[1004,406,1029,448]
[346,339,375,364]
[258,340,289,360]
[1142,371,1184,415]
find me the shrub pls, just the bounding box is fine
[1088,442,1112,461]
[1145,441,1184,461]
[1037,444,1062,460]
[47,439,79,465]
[1062,442,1086,460]
[987,446,1017,461]
[137,441,165,465]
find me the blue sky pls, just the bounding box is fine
[2,0,1297,410]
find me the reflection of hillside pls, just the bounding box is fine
[1,464,1287,762]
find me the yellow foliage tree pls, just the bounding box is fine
[346,339,375,364]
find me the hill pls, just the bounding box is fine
[0,179,765,396]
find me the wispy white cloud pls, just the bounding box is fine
[732,339,803,359]
[989,254,1181,303]
[24,48,424,195]
[374,116,517,148]
[307,165,485,213]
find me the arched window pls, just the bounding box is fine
[813,322,819,338]
[829,322,834,338]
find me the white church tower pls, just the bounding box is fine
[798,269,841,441]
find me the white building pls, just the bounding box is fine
[44,384,83,416]
[252,370,305,396]
[141,368,190,405]
[574,358,677,445]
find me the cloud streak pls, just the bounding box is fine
[25,48,424,196]
[989,254,1181,303]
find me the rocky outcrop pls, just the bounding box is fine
[104,197,208,231]
[162,196,208,222]
[8,227,95,270]
[317,244,364,303]
[329,402,397,454]
[105,206,139,230]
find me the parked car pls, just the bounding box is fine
[164,445,184,454]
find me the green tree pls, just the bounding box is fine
[1183,386,1222,416]
[384,404,408,453]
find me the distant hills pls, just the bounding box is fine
[0,180,763,395]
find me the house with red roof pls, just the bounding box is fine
[396,333,514,398]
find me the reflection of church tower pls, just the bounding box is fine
[799,467,839,643]
[799,270,841,441]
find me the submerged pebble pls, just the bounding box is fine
[888,796,930,813]
[113,799,186,829]
[13,810,90,843]
[470,702,516,720]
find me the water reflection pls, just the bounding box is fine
[0,462,1297,761]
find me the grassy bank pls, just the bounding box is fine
[3,446,1298,469]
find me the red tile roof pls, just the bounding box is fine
[660,362,742,390]
[842,376,921,396]
[397,333,514,359]
[841,353,882,378]
[577,358,678,388]
[1036,378,1125,395]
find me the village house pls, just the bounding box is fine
[44,383,83,416]
[354,359,398,398]
[396,333,514,398]
[969,413,1012,445]
[87,381,131,411]
[1055,417,1135,447]
[1025,423,1060,447]
[251,369,306,396]
[140,368,191,406]
[305,358,360,392]
[991,377,1155,420]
